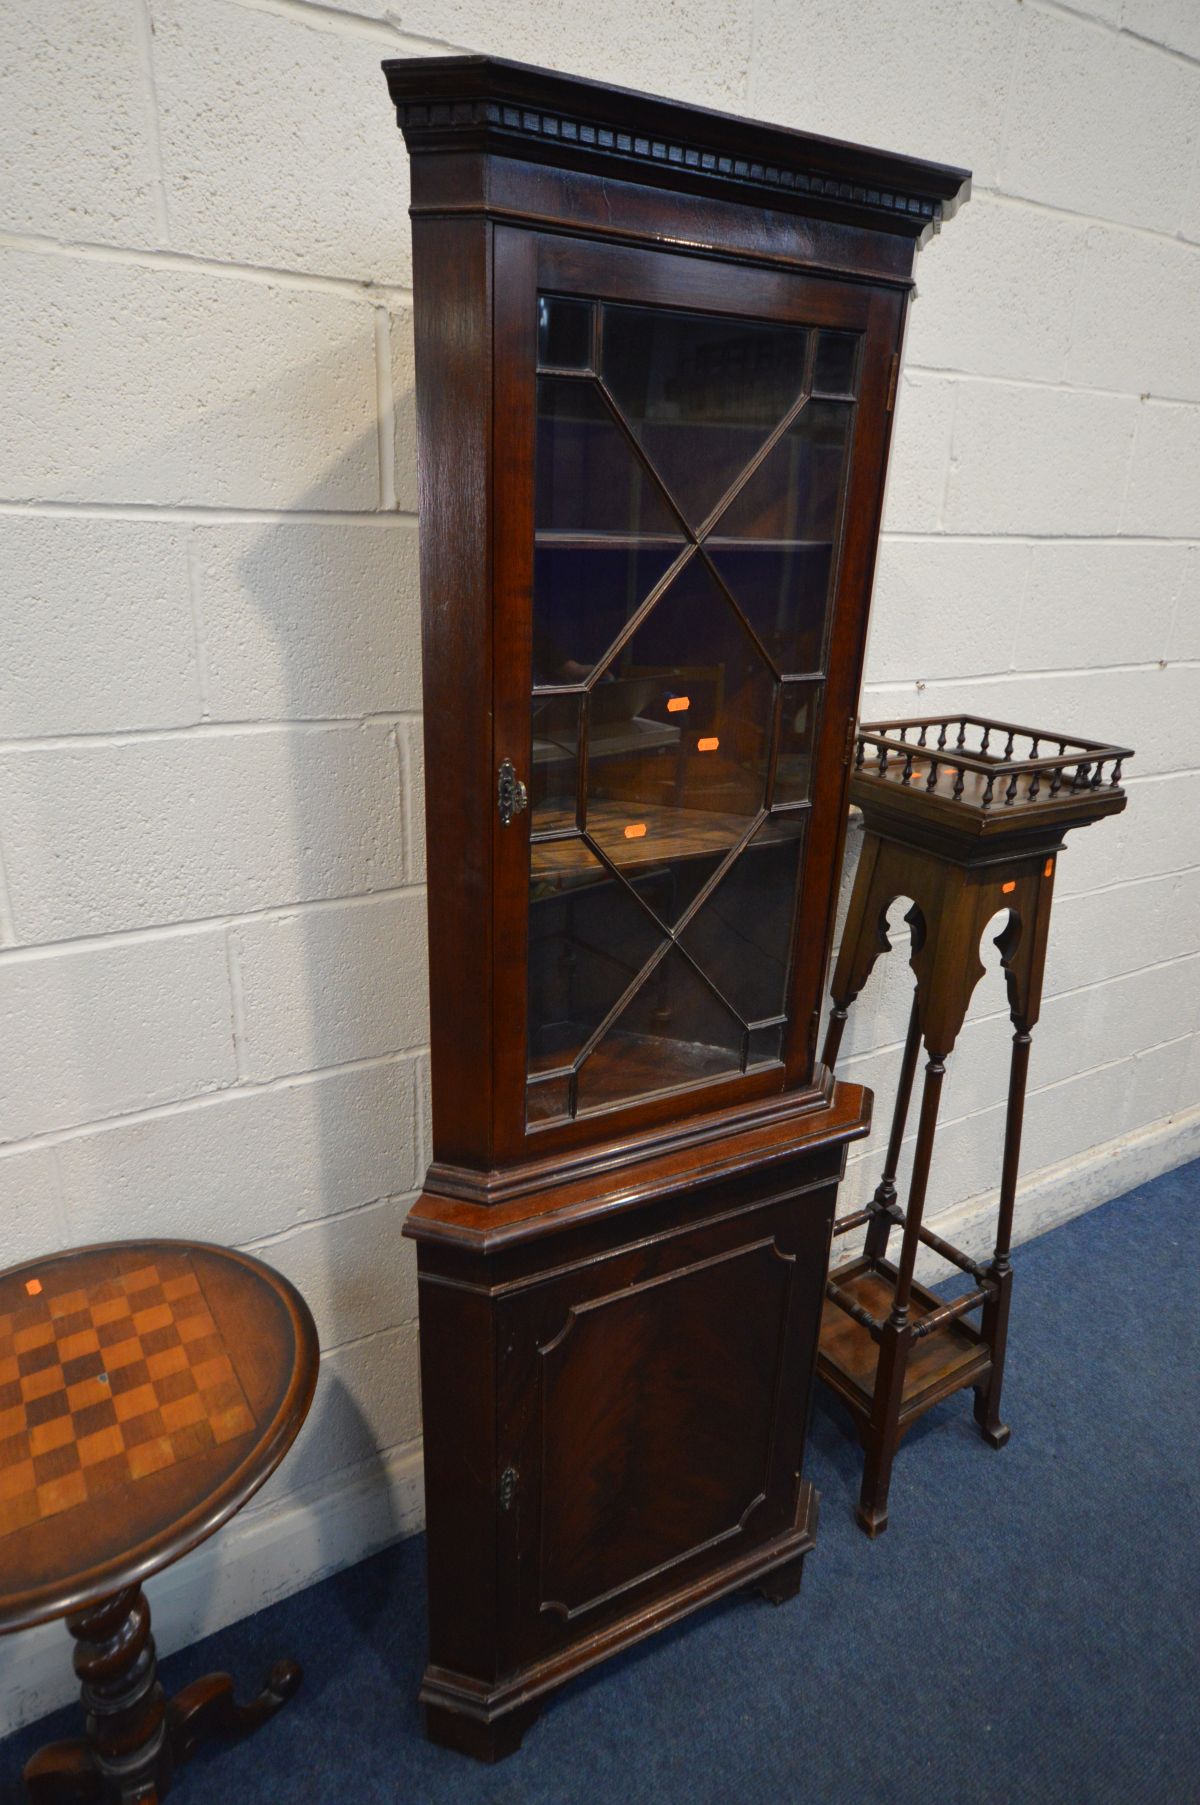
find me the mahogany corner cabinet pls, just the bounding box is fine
[382,56,970,1760]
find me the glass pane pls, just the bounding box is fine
[705,543,831,677]
[526,292,852,1126]
[527,1072,573,1126]
[533,541,682,687]
[775,681,818,805]
[530,695,580,831]
[678,815,806,1024]
[538,296,594,371]
[534,375,686,686]
[712,398,851,542]
[812,331,859,396]
[536,378,683,538]
[585,558,776,878]
[747,1023,784,1066]
[575,947,743,1115]
[528,838,664,1076]
[602,304,808,529]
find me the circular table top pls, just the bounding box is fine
[0,1240,319,1633]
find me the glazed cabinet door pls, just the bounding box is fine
[495,1178,837,1671]
[492,230,905,1163]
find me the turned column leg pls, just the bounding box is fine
[974,1026,1031,1449]
[24,1582,303,1804]
[25,1586,167,1805]
[858,1051,946,1537]
[864,988,922,1264]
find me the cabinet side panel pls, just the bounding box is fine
[416,1261,501,1684]
[786,285,910,1086]
[410,210,495,1169]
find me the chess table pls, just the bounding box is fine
[0,1240,319,1803]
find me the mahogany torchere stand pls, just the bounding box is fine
[381,55,970,1759]
[0,1241,318,1804]
[818,715,1132,1537]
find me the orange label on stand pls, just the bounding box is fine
[697,737,719,752]
[624,824,647,840]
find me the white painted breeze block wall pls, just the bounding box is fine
[1,0,1198,1735]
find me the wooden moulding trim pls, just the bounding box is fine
[405,1082,873,1252]
[382,56,971,246]
[421,1066,841,1207]
[0,1240,320,1635]
[849,776,1129,842]
[418,1481,820,1723]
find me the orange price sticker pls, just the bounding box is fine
[624,823,647,840]
[25,1278,43,1296]
[666,696,690,713]
[697,736,720,752]
[1001,880,1016,895]
[1044,859,1054,878]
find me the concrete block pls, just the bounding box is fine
[755,0,1019,187]
[1066,228,1200,403]
[1120,0,1200,61]
[399,718,426,886]
[233,890,429,1081]
[0,0,157,246]
[391,310,419,515]
[864,537,1028,685]
[57,1056,421,1245]
[393,0,754,112]
[939,666,1192,779]
[0,252,378,509]
[999,6,1198,235]
[1018,540,1184,670]
[1123,400,1200,538]
[0,518,198,737]
[278,1321,422,1495]
[194,518,422,722]
[1182,141,1200,244]
[944,382,1138,535]
[150,0,414,285]
[1049,869,1200,999]
[0,931,236,1144]
[0,724,407,941]
[1121,1032,1193,1133]
[879,375,956,534]
[1167,546,1200,661]
[905,196,1086,385]
[1057,773,1200,895]
[0,1148,67,1263]
[248,1196,418,1353]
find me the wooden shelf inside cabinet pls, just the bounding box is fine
[382,52,969,1762]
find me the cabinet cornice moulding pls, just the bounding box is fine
[383,56,971,246]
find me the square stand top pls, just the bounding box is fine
[850,714,1133,853]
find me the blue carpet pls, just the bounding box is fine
[4,1162,1198,1803]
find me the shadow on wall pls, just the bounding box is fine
[0,338,429,1680]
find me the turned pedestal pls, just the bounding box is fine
[0,1240,318,1803]
[818,715,1131,1537]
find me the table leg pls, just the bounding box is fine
[25,1586,164,1804]
[23,1585,302,1804]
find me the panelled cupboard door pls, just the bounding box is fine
[496,1181,838,1671]
[491,229,905,1166]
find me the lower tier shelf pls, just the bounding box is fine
[817,1257,991,1433]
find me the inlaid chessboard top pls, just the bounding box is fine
[851,715,1132,840]
[0,1241,318,1634]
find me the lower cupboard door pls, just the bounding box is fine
[500,1184,834,1669]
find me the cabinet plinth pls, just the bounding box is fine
[382,55,969,1754]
